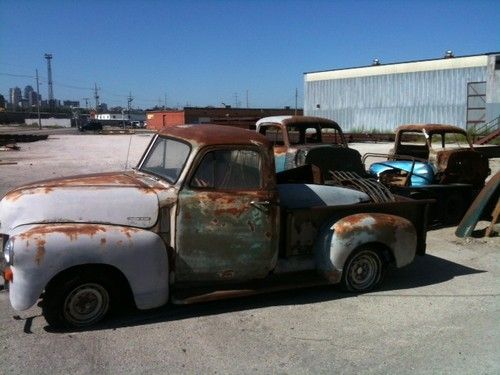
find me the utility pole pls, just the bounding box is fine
[234,92,239,108]
[44,53,54,112]
[35,69,41,129]
[246,90,249,108]
[94,83,100,113]
[82,97,89,110]
[295,88,298,115]
[164,93,167,109]
[127,92,133,128]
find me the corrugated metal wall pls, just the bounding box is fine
[304,67,487,132]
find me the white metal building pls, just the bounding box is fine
[304,52,500,132]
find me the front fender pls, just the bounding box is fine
[315,213,417,282]
[7,223,169,311]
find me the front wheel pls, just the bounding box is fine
[341,247,385,292]
[42,273,116,328]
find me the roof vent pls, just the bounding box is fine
[372,58,381,66]
[444,50,454,58]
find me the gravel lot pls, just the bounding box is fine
[0,132,499,374]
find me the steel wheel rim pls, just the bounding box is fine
[347,250,380,290]
[63,283,109,326]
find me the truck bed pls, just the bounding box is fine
[279,193,431,258]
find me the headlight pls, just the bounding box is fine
[3,238,14,265]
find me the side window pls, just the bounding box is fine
[287,126,301,145]
[259,126,284,146]
[304,127,320,144]
[191,149,262,190]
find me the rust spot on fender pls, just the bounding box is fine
[333,214,369,237]
[18,224,107,241]
[333,213,413,244]
[120,227,140,239]
[4,189,29,202]
[35,239,46,265]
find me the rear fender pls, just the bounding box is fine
[315,213,417,282]
[7,224,169,311]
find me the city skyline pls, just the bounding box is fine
[1,0,499,109]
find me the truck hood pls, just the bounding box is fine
[0,171,176,233]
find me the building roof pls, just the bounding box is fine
[305,52,499,81]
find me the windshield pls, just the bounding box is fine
[139,136,191,183]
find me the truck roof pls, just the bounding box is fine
[395,124,467,135]
[256,115,341,129]
[157,124,270,147]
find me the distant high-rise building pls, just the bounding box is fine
[28,91,39,107]
[0,94,6,109]
[24,85,34,100]
[9,87,22,110]
[24,85,37,107]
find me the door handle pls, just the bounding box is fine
[250,200,271,212]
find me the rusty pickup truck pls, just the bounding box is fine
[366,124,490,224]
[0,125,429,328]
[256,115,366,178]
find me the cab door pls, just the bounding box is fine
[175,146,279,283]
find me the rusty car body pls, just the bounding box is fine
[1,124,429,328]
[366,124,490,225]
[256,116,365,178]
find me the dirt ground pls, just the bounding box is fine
[0,132,498,374]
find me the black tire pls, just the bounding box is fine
[42,271,117,329]
[341,246,385,292]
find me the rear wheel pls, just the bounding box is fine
[42,272,116,328]
[341,247,385,292]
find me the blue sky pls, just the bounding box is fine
[1,0,499,109]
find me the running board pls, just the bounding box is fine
[171,272,331,305]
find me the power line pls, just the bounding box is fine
[2,70,176,107]
[0,72,35,79]
[53,82,92,91]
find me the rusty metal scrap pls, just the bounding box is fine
[329,171,395,203]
